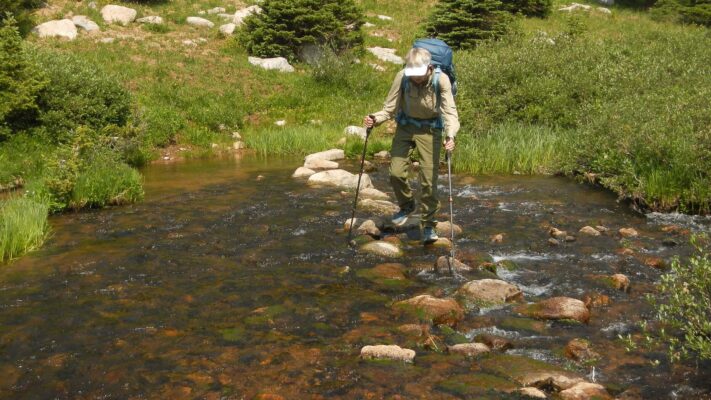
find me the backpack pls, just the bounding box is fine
[397,38,457,129]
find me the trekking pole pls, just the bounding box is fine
[445,138,455,275]
[347,115,374,246]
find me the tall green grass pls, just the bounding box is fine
[71,161,144,209]
[0,197,49,262]
[455,123,568,175]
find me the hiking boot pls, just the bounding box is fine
[422,226,439,244]
[391,206,415,226]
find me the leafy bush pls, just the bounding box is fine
[239,0,365,62]
[456,23,711,212]
[654,0,711,26]
[502,0,553,17]
[0,17,46,138]
[28,47,132,142]
[645,235,711,362]
[0,197,49,262]
[424,0,512,49]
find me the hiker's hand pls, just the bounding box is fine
[445,137,455,152]
[363,115,375,128]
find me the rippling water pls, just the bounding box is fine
[0,156,709,399]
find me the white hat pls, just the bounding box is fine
[404,63,429,77]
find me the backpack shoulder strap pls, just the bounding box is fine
[401,72,410,116]
[433,67,441,113]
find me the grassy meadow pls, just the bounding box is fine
[1,0,709,260]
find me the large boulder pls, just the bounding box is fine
[233,5,262,26]
[305,149,345,163]
[517,297,590,323]
[360,241,402,258]
[100,5,137,25]
[187,16,214,28]
[358,199,398,215]
[32,19,77,40]
[248,56,294,72]
[367,47,404,64]
[360,345,415,362]
[394,295,464,327]
[308,169,373,190]
[71,16,100,32]
[457,279,524,306]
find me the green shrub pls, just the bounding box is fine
[239,0,365,62]
[455,24,711,212]
[424,0,512,49]
[71,151,143,209]
[0,197,49,262]
[0,17,47,137]
[502,0,553,17]
[28,47,132,141]
[644,235,711,362]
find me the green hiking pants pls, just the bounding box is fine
[389,123,443,228]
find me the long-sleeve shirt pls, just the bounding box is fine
[371,69,460,138]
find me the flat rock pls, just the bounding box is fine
[308,169,373,190]
[394,295,464,327]
[206,7,225,14]
[559,382,611,400]
[187,16,214,28]
[304,158,338,170]
[219,23,236,35]
[377,14,393,21]
[360,345,415,362]
[619,227,638,238]
[32,19,77,40]
[360,241,402,258]
[292,167,315,178]
[305,149,345,163]
[358,199,398,215]
[558,2,592,11]
[248,56,294,72]
[72,15,100,32]
[234,5,262,25]
[458,279,524,305]
[448,343,491,357]
[579,226,600,236]
[517,387,547,399]
[435,221,463,238]
[518,297,590,323]
[136,16,163,24]
[369,263,406,279]
[367,47,403,64]
[344,126,367,140]
[101,5,137,25]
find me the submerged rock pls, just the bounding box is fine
[579,226,601,236]
[549,227,567,239]
[491,233,504,244]
[610,273,630,292]
[481,354,584,390]
[474,333,513,351]
[564,338,600,363]
[619,227,638,238]
[435,256,471,273]
[360,241,402,258]
[517,297,590,323]
[394,295,464,327]
[308,169,373,190]
[360,344,415,362]
[448,343,491,357]
[457,279,524,306]
[559,382,611,400]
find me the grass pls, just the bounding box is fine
[0,197,50,262]
[71,159,144,209]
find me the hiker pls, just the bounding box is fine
[364,47,459,244]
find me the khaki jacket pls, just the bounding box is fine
[372,69,460,138]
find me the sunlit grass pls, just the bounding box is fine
[0,197,50,263]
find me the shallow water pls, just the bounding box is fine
[0,156,709,399]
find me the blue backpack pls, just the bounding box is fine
[398,38,457,129]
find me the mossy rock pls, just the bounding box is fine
[478,353,567,382]
[497,259,519,271]
[498,317,548,334]
[220,326,247,343]
[437,325,469,345]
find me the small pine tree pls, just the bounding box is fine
[0,0,44,36]
[240,0,364,62]
[0,17,46,139]
[424,0,512,50]
[501,0,553,17]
